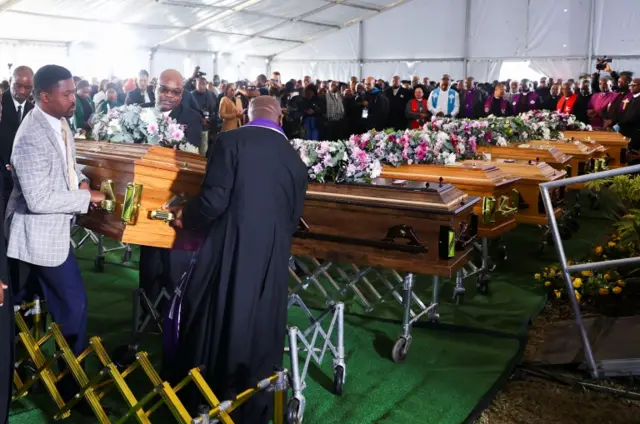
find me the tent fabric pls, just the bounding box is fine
[0,0,638,81]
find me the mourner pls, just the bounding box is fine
[0,88,10,424]
[6,64,105,404]
[484,83,512,117]
[165,96,307,423]
[427,75,460,118]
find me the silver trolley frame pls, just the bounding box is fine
[540,164,640,379]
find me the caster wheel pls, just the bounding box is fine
[111,344,138,370]
[559,225,572,241]
[427,314,440,324]
[333,366,345,396]
[94,257,105,273]
[123,249,132,262]
[391,337,411,363]
[537,241,547,254]
[476,275,490,295]
[497,245,507,262]
[287,397,302,424]
[454,293,464,305]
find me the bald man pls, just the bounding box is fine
[164,96,307,423]
[619,78,640,164]
[152,69,202,148]
[137,69,204,311]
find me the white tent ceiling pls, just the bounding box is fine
[0,0,638,81]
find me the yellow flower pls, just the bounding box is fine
[595,246,603,255]
[567,260,573,265]
[544,281,551,287]
[581,270,592,277]
[613,286,622,295]
[554,289,562,299]
[617,280,626,287]
[604,273,611,280]
[599,287,609,296]
[549,270,556,278]
[608,242,616,248]
[572,278,583,288]
[603,254,608,259]
[574,290,582,303]
[543,273,548,278]
[534,273,541,280]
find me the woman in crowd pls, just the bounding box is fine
[96,85,121,114]
[92,79,110,108]
[299,84,323,140]
[219,83,243,132]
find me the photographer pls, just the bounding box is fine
[593,59,634,128]
[191,76,218,152]
[184,66,204,92]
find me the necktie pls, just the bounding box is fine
[17,105,22,122]
[60,119,77,191]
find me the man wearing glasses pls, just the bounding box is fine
[138,69,202,317]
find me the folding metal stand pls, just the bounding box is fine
[540,164,640,379]
[12,312,290,423]
[460,238,494,300]
[289,256,443,363]
[94,234,133,272]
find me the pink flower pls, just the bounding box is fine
[147,122,159,135]
[415,142,428,161]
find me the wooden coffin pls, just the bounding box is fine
[463,160,566,226]
[563,130,629,168]
[75,141,206,249]
[293,179,480,278]
[380,163,520,239]
[526,140,603,189]
[477,144,572,170]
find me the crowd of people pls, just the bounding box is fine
[0,59,639,424]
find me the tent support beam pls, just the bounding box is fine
[586,0,596,74]
[462,0,471,78]
[357,20,364,80]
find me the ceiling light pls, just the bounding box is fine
[563,8,568,12]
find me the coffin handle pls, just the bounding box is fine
[121,183,143,225]
[97,180,116,213]
[148,194,189,224]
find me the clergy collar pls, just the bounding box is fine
[634,93,640,99]
[494,96,502,100]
[245,118,285,136]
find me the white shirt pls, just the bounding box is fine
[143,89,151,103]
[37,106,78,189]
[13,97,26,121]
[427,88,460,117]
[162,110,171,118]
[634,93,640,99]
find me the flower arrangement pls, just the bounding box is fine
[537,263,625,304]
[290,139,349,183]
[90,105,198,153]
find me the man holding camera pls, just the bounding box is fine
[191,76,218,154]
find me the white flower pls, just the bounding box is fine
[139,108,157,125]
[179,143,199,153]
[496,136,508,147]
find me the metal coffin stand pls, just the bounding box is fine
[381,162,521,300]
[540,164,640,378]
[291,178,479,364]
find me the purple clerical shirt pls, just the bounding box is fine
[465,89,475,117]
[588,91,619,128]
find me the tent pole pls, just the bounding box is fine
[586,0,596,74]
[463,0,471,78]
[357,20,364,80]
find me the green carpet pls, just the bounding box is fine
[8,214,609,424]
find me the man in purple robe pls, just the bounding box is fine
[603,72,633,129]
[512,79,539,115]
[483,83,512,117]
[459,77,486,119]
[588,77,618,128]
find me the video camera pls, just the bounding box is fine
[595,57,612,71]
[193,66,206,79]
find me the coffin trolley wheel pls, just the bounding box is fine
[287,397,302,424]
[497,242,508,262]
[123,248,132,263]
[391,337,411,363]
[94,256,105,273]
[537,241,548,254]
[558,224,572,241]
[111,343,139,370]
[565,215,580,232]
[588,192,600,210]
[476,274,490,295]
[333,365,345,396]
[454,292,465,305]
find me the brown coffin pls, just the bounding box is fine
[464,160,566,226]
[293,179,480,278]
[75,141,206,249]
[526,140,601,189]
[380,163,520,239]
[562,130,628,168]
[477,144,572,168]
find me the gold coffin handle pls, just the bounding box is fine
[98,180,116,213]
[121,183,143,225]
[148,194,189,224]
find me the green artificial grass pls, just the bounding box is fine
[8,214,611,424]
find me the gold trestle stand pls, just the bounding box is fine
[12,311,289,423]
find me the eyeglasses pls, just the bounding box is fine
[158,85,183,97]
[630,83,638,87]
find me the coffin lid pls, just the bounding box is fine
[381,162,520,189]
[469,159,566,182]
[529,139,597,157]
[75,140,206,176]
[306,178,479,214]
[562,130,628,145]
[477,144,571,164]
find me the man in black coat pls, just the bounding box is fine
[359,76,389,132]
[385,75,411,130]
[125,70,155,106]
[165,96,307,423]
[0,66,34,206]
[619,78,640,164]
[0,94,11,424]
[138,69,203,311]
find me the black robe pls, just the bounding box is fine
[170,125,307,423]
[0,171,11,424]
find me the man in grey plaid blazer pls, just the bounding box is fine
[5,66,105,402]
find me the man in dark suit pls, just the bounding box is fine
[139,69,202,312]
[125,70,155,106]
[385,75,411,130]
[0,91,10,424]
[0,66,34,206]
[619,78,640,164]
